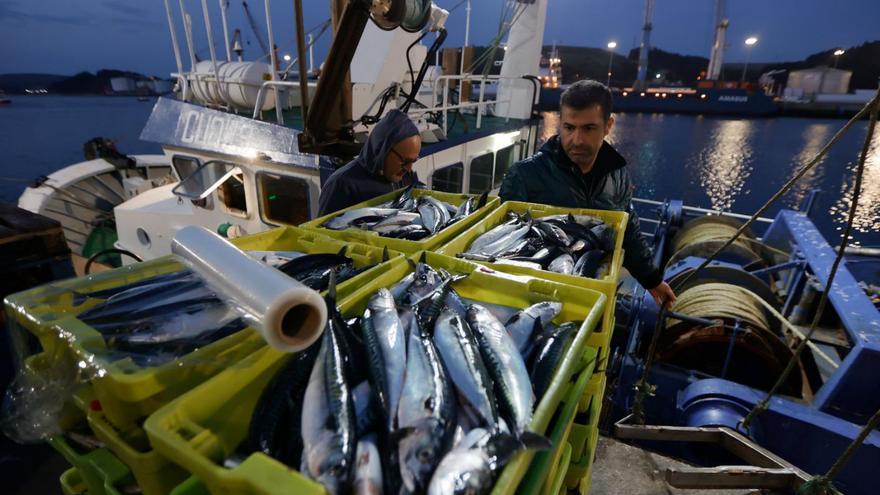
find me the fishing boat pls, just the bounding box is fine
[0,90,11,105]
[10,0,880,493]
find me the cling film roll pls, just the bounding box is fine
[170,226,327,352]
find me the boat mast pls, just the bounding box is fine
[634,0,653,91]
[706,0,728,81]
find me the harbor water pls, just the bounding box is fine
[0,95,876,246]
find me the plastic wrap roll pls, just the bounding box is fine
[170,226,327,352]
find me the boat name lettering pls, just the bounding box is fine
[718,95,749,103]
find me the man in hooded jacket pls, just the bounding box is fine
[500,80,676,309]
[317,110,421,216]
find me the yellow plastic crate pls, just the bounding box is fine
[169,476,211,495]
[437,201,627,347]
[546,441,572,495]
[145,252,606,495]
[300,188,500,254]
[4,227,398,430]
[513,346,598,495]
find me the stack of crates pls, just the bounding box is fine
[7,191,624,494]
[3,227,399,495]
[437,200,627,493]
[143,251,607,495]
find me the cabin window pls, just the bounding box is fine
[218,173,247,216]
[494,145,515,188]
[468,152,494,194]
[258,172,311,226]
[432,162,463,193]
[171,155,201,181]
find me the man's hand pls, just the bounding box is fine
[649,281,676,310]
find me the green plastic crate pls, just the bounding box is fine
[300,188,500,254]
[145,252,606,495]
[5,226,398,430]
[87,409,189,495]
[49,436,134,495]
[437,201,628,344]
[169,476,211,495]
[60,467,87,495]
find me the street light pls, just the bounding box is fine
[833,49,845,68]
[283,54,292,62]
[606,41,617,86]
[741,37,758,83]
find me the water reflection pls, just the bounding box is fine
[831,125,880,240]
[788,124,831,207]
[539,111,559,144]
[692,120,754,211]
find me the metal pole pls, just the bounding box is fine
[218,0,232,61]
[164,0,184,77]
[179,0,198,71]
[461,0,471,74]
[201,0,228,106]
[294,0,309,125]
[308,33,314,73]
[741,46,751,83]
[264,0,282,123]
[607,50,614,86]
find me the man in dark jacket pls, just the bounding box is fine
[317,109,421,216]
[500,80,676,308]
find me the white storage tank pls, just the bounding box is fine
[787,67,851,96]
[110,77,136,92]
[187,61,280,111]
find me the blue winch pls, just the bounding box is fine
[608,196,880,495]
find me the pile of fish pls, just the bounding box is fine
[71,249,376,365]
[246,263,584,494]
[322,186,489,241]
[459,212,615,279]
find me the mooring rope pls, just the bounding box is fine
[666,282,769,331]
[629,88,880,426]
[670,222,762,263]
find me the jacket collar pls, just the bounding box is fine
[541,135,627,175]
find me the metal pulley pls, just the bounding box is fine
[369,0,433,32]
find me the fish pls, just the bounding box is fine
[427,429,520,495]
[470,222,532,257]
[390,184,417,209]
[548,253,575,274]
[534,221,573,248]
[400,262,445,307]
[465,223,519,254]
[372,212,422,233]
[301,318,357,494]
[323,207,399,230]
[433,309,499,429]
[362,288,407,432]
[389,272,416,302]
[382,224,430,240]
[77,276,211,324]
[573,249,606,278]
[354,434,384,495]
[466,304,548,448]
[504,301,563,354]
[247,341,321,466]
[71,269,192,305]
[397,316,456,493]
[529,323,579,401]
[423,196,451,229]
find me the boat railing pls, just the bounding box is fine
[427,74,527,134]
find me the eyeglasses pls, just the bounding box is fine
[389,147,418,167]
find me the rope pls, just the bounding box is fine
[628,88,880,425]
[666,283,769,331]
[741,99,878,432]
[670,221,762,263]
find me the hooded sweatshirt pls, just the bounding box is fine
[317,110,420,216]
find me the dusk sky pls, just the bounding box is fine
[2,0,878,77]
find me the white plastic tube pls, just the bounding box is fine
[170,225,327,352]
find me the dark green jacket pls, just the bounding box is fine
[499,136,661,289]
